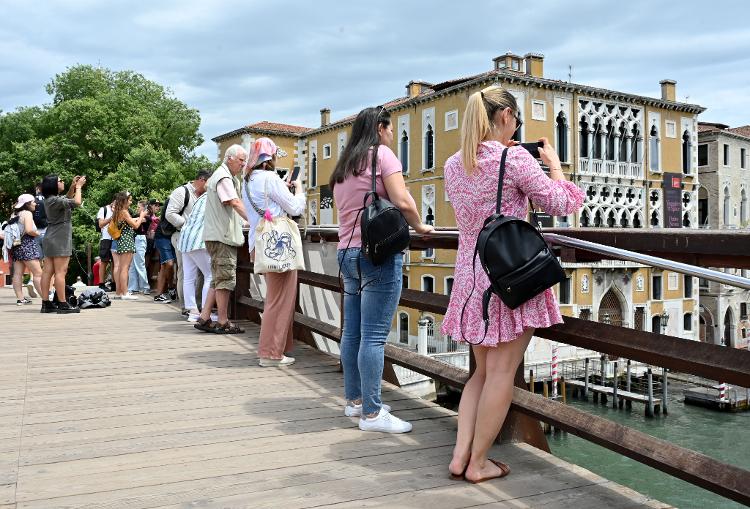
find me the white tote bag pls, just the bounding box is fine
[249,178,305,274]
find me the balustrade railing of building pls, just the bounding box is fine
[231,226,750,505]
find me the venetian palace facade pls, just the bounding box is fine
[214,52,713,358]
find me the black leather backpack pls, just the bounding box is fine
[462,147,565,342]
[360,144,410,266]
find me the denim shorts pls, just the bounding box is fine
[154,235,176,264]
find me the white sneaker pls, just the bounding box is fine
[210,313,219,322]
[122,293,139,301]
[187,313,200,323]
[258,355,296,367]
[358,408,412,433]
[345,403,391,417]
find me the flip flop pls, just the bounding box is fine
[465,459,511,484]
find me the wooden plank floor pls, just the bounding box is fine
[0,287,671,508]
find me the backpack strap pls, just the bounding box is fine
[178,185,190,216]
[495,147,509,214]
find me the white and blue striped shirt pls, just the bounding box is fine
[178,194,207,253]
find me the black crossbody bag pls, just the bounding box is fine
[461,147,565,343]
[359,144,410,266]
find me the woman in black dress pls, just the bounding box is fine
[39,174,86,314]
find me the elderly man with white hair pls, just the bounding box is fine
[194,144,250,334]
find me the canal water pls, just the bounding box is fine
[547,381,750,509]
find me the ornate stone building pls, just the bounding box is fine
[697,123,750,347]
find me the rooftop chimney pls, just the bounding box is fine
[524,53,544,78]
[660,79,676,102]
[493,52,522,71]
[406,80,432,98]
[320,108,331,127]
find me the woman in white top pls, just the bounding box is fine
[242,137,305,367]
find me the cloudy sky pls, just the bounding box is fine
[2,0,749,159]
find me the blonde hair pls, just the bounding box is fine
[460,85,518,173]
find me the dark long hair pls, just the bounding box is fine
[329,106,391,188]
[41,174,60,198]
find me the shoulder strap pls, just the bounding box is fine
[244,178,265,217]
[371,144,379,193]
[178,185,190,215]
[495,148,509,214]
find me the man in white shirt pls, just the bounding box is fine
[164,170,210,310]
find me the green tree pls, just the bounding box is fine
[0,64,212,251]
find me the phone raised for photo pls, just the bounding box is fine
[289,166,301,182]
[520,141,544,159]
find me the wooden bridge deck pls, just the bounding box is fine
[0,287,670,508]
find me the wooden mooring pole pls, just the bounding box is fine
[613,361,619,409]
[583,357,590,400]
[662,367,669,415]
[646,368,654,418]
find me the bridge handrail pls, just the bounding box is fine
[232,228,750,505]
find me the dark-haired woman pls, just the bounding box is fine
[9,194,43,305]
[443,86,584,483]
[331,106,433,433]
[40,174,86,313]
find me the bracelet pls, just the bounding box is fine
[550,167,563,172]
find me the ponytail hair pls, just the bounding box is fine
[460,85,518,173]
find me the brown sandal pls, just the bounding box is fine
[212,321,245,334]
[193,317,214,332]
[465,459,510,484]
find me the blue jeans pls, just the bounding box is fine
[128,235,149,292]
[338,248,403,416]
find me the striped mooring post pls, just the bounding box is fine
[719,383,728,402]
[551,345,559,400]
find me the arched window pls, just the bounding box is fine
[581,209,590,227]
[579,118,589,158]
[724,187,731,226]
[400,131,409,173]
[606,209,616,227]
[633,212,642,228]
[399,312,409,344]
[445,277,454,295]
[423,207,435,258]
[422,275,434,293]
[682,130,691,174]
[593,209,603,227]
[556,112,568,162]
[630,124,640,163]
[310,153,317,188]
[649,125,659,171]
[593,119,603,159]
[424,124,434,169]
[605,120,615,160]
[618,124,628,162]
[741,189,748,225]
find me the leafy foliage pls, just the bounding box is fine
[0,64,212,249]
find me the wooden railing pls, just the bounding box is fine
[232,228,750,505]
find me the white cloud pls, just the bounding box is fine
[1,0,750,161]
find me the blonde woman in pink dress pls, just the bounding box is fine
[442,85,585,483]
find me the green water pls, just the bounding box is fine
[547,382,750,509]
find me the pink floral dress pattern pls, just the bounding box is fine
[441,141,585,346]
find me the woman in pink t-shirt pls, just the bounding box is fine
[332,106,433,434]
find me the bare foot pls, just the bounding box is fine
[464,458,509,484]
[448,449,470,478]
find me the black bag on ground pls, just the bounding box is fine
[52,285,78,307]
[463,147,565,341]
[78,288,111,309]
[360,144,410,265]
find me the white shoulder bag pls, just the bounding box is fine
[247,176,305,274]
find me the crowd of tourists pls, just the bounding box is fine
[1,85,584,484]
